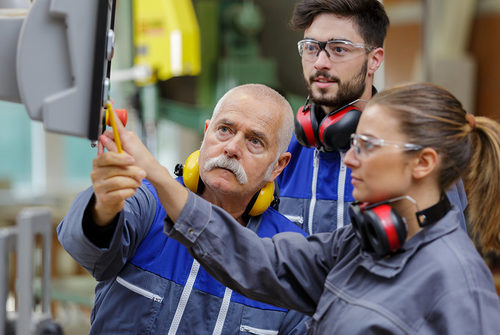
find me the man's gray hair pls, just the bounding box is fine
[211,84,294,156]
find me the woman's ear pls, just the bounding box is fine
[412,147,438,179]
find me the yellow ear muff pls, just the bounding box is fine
[183,150,200,193]
[181,150,275,216]
[248,181,275,216]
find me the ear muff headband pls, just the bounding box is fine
[180,150,274,216]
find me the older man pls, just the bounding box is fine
[57,84,308,334]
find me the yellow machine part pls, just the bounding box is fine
[133,0,201,85]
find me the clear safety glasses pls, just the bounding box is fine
[350,133,424,159]
[297,38,373,63]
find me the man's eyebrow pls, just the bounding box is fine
[304,36,353,43]
[217,118,268,144]
[250,129,268,144]
[217,118,234,126]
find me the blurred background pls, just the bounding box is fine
[1,0,499,333]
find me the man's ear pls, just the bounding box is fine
[268,152,291,181]
[412,147,438,180]
[204,120,210,134]
[367,47,384,75]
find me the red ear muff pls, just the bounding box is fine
[349,195,451,257]
[318,105,361,151]
[364,204,407,256]
[294,104,319,148]
[349,202,408,257]
[294,101,361,152]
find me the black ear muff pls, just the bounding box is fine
[349,203,374,253]
[175,151,274,216]
[294,104,319,148]
[318,105,361,151]
[349,202,408,257]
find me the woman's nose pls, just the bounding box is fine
[343,146,360,169]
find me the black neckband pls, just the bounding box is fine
[415,194,451,227]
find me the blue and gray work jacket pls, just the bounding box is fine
[57,179,308,334]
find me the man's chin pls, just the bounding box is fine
[205,172,245,190]
[309,87,338,105]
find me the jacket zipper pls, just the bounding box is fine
[283,215,304,225]
[116,276,163,303]
[212,287,233,335]
[337,152,347,229]
[168,260,201,334]
[240,325,279,335]
[307,149,320,235]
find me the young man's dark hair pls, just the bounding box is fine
[290,0,390,48]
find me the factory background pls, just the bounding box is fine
[0,0,499,333]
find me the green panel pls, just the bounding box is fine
[63,136,95,185]
[158,98,211,134]
[215,57,279,100]
[0,101,31,188]
[195,0,220,107]
[285,93,307,115]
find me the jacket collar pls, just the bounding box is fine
[357,206,462,278]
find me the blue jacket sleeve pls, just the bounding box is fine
[57,183,157,281]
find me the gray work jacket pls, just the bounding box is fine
[166,191,500,335]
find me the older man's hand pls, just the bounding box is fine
[90,149,145,226]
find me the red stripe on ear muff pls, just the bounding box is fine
[371,204,401,251]
[318,105,358,144]
[296,105,317,147]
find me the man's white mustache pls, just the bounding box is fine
[204,155,248,184]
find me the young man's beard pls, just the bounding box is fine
[307,61,367,111]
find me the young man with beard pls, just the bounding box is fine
[57,84,308,334]
[276,0,468,234]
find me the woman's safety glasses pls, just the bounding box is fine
[350,133,423,159]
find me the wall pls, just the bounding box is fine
[384,0,500,121]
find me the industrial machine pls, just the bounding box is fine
[1,208,61,335]
[0,0,117,142]
[0,1,119,333]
